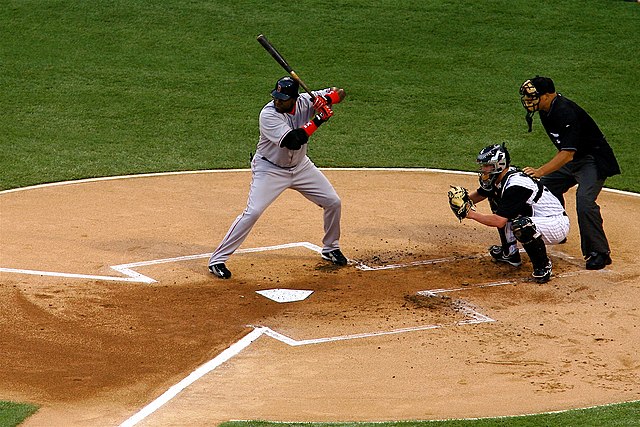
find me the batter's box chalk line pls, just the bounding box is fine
[116,244,609,426]
[0,241,323,284]
[118,310,492,427]
[1,240,601,284]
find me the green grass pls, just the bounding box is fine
[1,0,639,192]
[1,1,639,425]
[0,401,38,427]
[219,400,640,426]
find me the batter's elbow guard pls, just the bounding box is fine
[281,128,309,150]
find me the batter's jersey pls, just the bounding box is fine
[478,168,565,220]
[256,88,333,168]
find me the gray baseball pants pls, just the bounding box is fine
[209,156,341,265]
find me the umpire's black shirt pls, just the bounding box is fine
[539,94,620,178]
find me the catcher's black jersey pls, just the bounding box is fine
[539,94,620,177]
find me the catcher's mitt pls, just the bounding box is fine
[448,186,475,222]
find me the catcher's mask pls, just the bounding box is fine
[477,143,510,191]
[519,76,555,132]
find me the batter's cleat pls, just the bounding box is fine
[209,263,231,279]
[585,252,612,270]
[488,245,522,267]
[532,260,552,283]
[321,249,348,266]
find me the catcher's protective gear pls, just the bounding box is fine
[272,76,299,100]
[477,143,510,192]
[512,215,541,244]
[448,186,475,222]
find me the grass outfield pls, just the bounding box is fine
[219,401,640,427]
[2,0,639,192]
[0,401,38,427]
[1,1,638,425]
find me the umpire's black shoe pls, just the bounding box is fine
[209,263,232,279]
[532,260,552,283]
[322,249,348,266]
[585,252,612,270]
[488,245,522,267]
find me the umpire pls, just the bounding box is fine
[519,76,620,270]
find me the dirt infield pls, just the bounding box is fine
[1,169,638,426]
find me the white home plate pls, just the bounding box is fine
[255,289,314,303]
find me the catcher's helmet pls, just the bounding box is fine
[272,76,299,100]
[477,143,510,191]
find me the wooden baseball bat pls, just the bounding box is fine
[256,34,316,100]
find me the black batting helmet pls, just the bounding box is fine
[271,76,299,100]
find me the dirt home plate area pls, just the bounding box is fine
[1,169,639,426]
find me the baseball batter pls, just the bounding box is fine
[208,76,347,279]
[449,144,569,283]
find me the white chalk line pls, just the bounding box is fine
[0,242,323,284]
[2,168,637,198]
[355,254,482,271]
[116,245,605,425]
[117,282,499,426]
[118,326,267,427]
[118,313,496,427]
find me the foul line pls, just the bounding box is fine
[118,289,497,426]
[116,249,605,426]
[118,315,494,427]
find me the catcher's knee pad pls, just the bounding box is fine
[511,215,540,244]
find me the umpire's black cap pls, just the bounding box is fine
[272,76,299,100]
[530,76,556,95]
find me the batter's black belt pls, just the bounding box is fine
[260,156,297,170]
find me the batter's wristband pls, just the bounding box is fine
[302,117,324,136]
[325,90,341,104]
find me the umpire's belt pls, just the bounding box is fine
[261,156,297,170]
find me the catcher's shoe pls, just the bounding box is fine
[532,260,552,283]
[209,263,231,279]
[322,249,348,266]
[488,245,522,267]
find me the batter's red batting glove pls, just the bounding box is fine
[302,105,333,137]
[317,104,334,121]
[312,96,328,112]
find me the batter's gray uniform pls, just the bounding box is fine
[209,89,341,266]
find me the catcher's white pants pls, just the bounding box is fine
[209,156,341,265]
[505,214,570,246]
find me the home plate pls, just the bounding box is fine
[255,289,314,303]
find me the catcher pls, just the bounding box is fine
[448,143,569,283]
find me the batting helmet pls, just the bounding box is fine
[271,76,299,100]
[477,143,510,191]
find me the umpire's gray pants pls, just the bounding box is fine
[541,155,609,257]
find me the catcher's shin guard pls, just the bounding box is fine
[512,215,540,244]
[523,236,552,282]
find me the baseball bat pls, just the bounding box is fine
[256,34,316,100]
